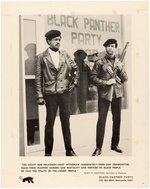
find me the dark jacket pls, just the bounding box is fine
[91,54,128,101]
[35,48,79,99]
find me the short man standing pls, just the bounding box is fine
[91,39,128,156]
[35,30,79,156]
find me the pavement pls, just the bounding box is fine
[28,109,132,157]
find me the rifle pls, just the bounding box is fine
[103,42,130,84]
[120,42,130,62]
[103,42,129,101]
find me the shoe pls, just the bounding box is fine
[66,150,77,156]
[111,145,123,153]
[45,153,51,156]
[92,148,101,156]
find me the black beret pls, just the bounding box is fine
[45,30,61,40]
[103,39,118,47]
[74,49,87,56]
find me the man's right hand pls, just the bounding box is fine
[37,98,45,105]
[106,78,116,85]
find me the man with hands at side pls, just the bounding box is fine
[35,30,79,156]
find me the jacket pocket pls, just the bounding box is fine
[56,79,70,93]
[44,80,55,86]
[44,81,56,93]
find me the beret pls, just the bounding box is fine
[103,39,118,47]
[74,49,87,57]
[45,30,61,40]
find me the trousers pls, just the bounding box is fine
[44,92,72,154]
[96,97,121,149]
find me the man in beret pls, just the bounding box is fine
[35,30,79,156]
[91,38,128,156]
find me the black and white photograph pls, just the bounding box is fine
[19,14,131,157]
[1,1,149,188]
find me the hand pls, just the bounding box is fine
[37,98,45,105]
[106,78,116,85]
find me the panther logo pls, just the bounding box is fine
[19,176,34,183]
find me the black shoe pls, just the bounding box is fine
[92,148,101,156]
[45,153,51,156]
[111,145,123,153]
[66,150,77,156]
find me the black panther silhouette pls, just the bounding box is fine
[19,176,34,183]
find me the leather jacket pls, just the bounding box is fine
[35,48,79,99]
[91,54,128,101]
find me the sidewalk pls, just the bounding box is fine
[28,109,132,156]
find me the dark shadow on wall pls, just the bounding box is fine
[24,43,40,146]
[24,43,37,75]
[70,49,98,114]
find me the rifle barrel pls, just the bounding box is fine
[120,42,129,62]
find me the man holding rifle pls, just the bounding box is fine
[91,39,128,156]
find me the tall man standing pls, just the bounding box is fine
[91,39,128,156]
[35,30,79,156]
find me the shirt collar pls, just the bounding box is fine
[105,53,116,61]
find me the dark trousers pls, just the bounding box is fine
[77,88,87,114]
[44,92,72,154]
[96,97,121,149]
